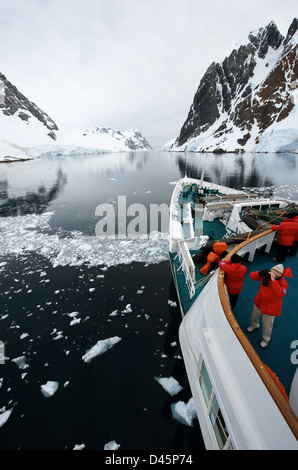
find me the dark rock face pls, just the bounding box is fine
[0,72,58,140]
[175,18,298,152]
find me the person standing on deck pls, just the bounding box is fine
[271,214,298,262]
[219,254,247,309]
[247,264,293,348]
[288,214,298,258]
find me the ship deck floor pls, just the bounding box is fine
[234,246,297,396]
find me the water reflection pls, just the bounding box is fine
[0,168,67,216]
[174,152,298,196]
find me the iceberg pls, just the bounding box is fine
[104,440,121,450]
[0,408,12,428]
[12,355,29,370]
[73,444,86,450]
[41,381,59,398]
[82,336,121,363]
[171,398,197,426]
[154,376,183,396]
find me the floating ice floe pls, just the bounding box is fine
[73,444,86,450]
[104,440,121,450]
[171,398,197,426]
[154,376,183,396]
[0,408,12,428]
[0,212,169,268]
[82,336,121,363]
[12,355,29,370]
[122,304,132,314]
[41,381,59,398]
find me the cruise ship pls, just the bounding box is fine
[169,173,298,450]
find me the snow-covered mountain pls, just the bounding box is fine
[0,73,152,161]
[164,18,298,154]
[26,127,152,158]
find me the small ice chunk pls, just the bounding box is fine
[0,408,12,428]
[41,381,59,398]
[154,376,183,396]
[12,355,28,370]
[79,243,92,251]
[73,444,85,450]
[51,330,63,340]
[67,311,79,318]
[104,440,120,450]
[82,337,121,363]
[122,304,132,313]
[171,398,197,426]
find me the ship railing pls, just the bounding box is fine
[218,228,298,441]
[175,240,196,298]
[235,230,275,262]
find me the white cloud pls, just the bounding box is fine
[0,0,296,145]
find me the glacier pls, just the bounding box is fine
[0,126,152,162]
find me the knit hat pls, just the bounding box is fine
[271,264,284,277]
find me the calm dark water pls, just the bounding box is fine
[0,150,297,451]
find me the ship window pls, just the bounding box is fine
[199,360,212,406]
[199,360,233,450]
[210,396,230,450]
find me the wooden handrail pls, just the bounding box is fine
[218,229,298,440]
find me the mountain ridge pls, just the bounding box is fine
[164,18,298,154]
[0,74,152,161]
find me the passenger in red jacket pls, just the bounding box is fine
[247,264,293,348]
[219,254,247,309]
[288,214,298,258]
[271,214,298,262]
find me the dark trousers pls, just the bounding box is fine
[228,293,239,309]
[275,244,289,262]
[289,241,298,257]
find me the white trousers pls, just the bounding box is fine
[250,304,275,343]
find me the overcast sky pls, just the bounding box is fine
[0,0,297,145]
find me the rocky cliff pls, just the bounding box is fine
[165,18,298,153]
[0,72,59,142]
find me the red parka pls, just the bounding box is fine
[271,219,298,246]
[219,260,247,294]
[293,216,298,242]
[250,270,291,316]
